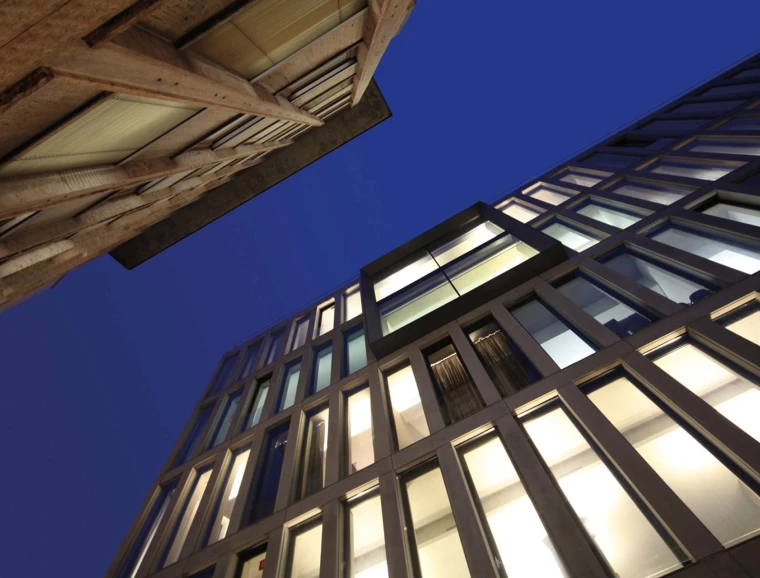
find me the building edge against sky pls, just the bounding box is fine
[110,49,760,578]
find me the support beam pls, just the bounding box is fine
[351,0,414,106]
[0,68,54,116]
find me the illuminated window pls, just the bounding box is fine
[523,405,684,578]
[310,343,333,394]
[499,200,543,223]
[608,178,694,204]
[206,447,251,545]
[573,201,643,229]
[241,378,269,431]
[701,201,760,227]
[346,386,374,474]
[683,137,760,156]
[540,221,599,252]
[237,543,267,578]
[162,466,213,567]
[344,326,367,376]
[208,354,239,396]
[718,299,760,346]
[286,519,322,578]
[296,403,330,499]
[346,490,387,578]
[174,405,214,467]
[523,183,576,205]
[556,167,610,187]
[643,158,741,181]
[425,339,483,424]
[316,303,335,336]
[247,422,289,523]
[344,287,362,322]
[277,360,301,412]
[208,389,243,449]
[385,364,430,449]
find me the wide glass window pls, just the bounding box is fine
[206,448,251,545]
[247,422,289,523]
[425,340,483,424]
[347,386,374,474]
[574,201,643,229]
[344,327,367,376]
[719,299,760,345]
[344,286,363,322]
[466,317,540,397]
[237,544,267,578]
[209,354,239,396]
[162,466,213,567]
[683,137,760,156]
[277,360,301,412]
[523,184,575,205]
[608,178,694,204]
[645,158,740,181]
[296,404,330,499]
[587,372,760,546]
[671,100,743,114]
[579,152,640,171]
[720,117,760,131]
[701,201,760,227]
[541,221,599,252]
[640,119,708,132]
[385,364,430,449]
[264,328,286,366]
[556,274,652,337]
[500,200,543,223]
[346,491,387,578]
[290,317,310,352]
[523,405,684,578]
[556,167,609,187]
[286,519,322,578]
[511,299,595,369]
[241,378,269,431]
[460,434,567,578]
[702,84,760,98]
[653,339,760,444]
[403,463,470,578]
[188,566,215,578]
[208,389,243,449]
[649,224,760,274]
[310,343,333,394]
[316,304,335,336]
[238,343,262,381]
[174,405,214,467]
[600,249,715,306]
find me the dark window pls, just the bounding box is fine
[671,100,743,114]
[188,567,215,578]
[296,403,330,499]
[237,342,262,381]
[424,339,483,424]
[207,389,243,449]
[208,354,239,397]
[240,377,270,431]
[290,317,310,352]
[578,153,641,171]
[344,326,367,376]
[174,405,214,467]
[264,328,286,366]
[247,422,290,523]
[236,543,267,578]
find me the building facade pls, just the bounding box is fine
[109,50,760,578]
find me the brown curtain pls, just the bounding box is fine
[430,354,482,423]
[473,330,530,397]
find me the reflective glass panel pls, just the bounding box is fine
[557,167,609,187]
[430,221,504,266]
[374,251,438,301]
[238,544,267,578]
[640,119,707,132]
[683,137,760,156]
[209,389,243,448]
[290,317,310,352]
[248,422,289,523]
[721,117,760,131]
[297,404,329,499]
[241,379,269,431]
[345,327,367,376]
[317,304,335,336]
[525,185,573,205]
[163,467,213,567]
[385,365,430,449]
[344,287,362,322]
[265,328,286,366]
[609,178,694,204]
[426,341,482,424]
[206,448,251,545]
[646,158,739,181]
[287,520,322,578]
[209,354,239,396]
[575,202,642,229]
[501,201,542,223]
[174,405,214,467]
[347,387,375,474]
[347,492,388,578]
[720,300,760,345]
[379,272,458,336]
[238,343,262,381]
[541,222,598,252]
[702,202,760,227]
[311,344,333,394]
[277,360,301,412]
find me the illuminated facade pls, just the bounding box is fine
[109,52,760,578]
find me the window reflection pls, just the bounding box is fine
[241,378,269,431]
[174,405,214,467]
[238,342,262,381]
[163,467,213,567]
[296,404,329,499]
[347,491,388,578]
[317,304,335,336]
[290,317,310,352]
[523,184,575,205]
[557,167,609,187]
[574,202,642,229]
[208,389,243,449]
[719,300,760,346]
[206,448,250,545]
[500,200,543,223]
[344,287,363,322]
[385,364,430,449]
[609,178,694,204]
[701,201,760,227]
[277,360,301,412]
[345,327,368,376]
[347,386,374,474]
[645,158,740,181]
[286,519,322,578]
[209,354,239,396]
[541,222,599,252]
[425,340,482,424]
[683,137,760,156]
[311,343,333,394]
[248,422,289,523]
[264,328,286,366]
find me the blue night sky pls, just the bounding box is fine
[2,2,760,576]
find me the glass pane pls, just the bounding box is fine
[501,201,542,223]
[524,407,683,578]
[654,341,760,444]
[379,272,458,335]
[601,250,714,306]
[278,361,301,411]
[209,389,243,448]
[702,84,760,97]
[640,119,708,132]
[556,276,651,337]
[444,235,538,294]
[647,158,740,181]
[461,435,568,578]
[430,221,504,266]
[209,354,239,396]
[541,222,598,252]
[702,202,760,227]
[721,300,760,345]
[297,405,329,499]
[385,365,430,449]
[683,137,760,156]
[311,344,333,393]
[174,405,214,467]
[238,544,267,578]
[374,251,439,301]
[404,465,470,578]
[248,422,289,523]
[291,317,310,352]
[575,203,642,229]
[238,343,262,381]
[188,567,215,578]
[558,168,609,187]
[344,288,362,321]
[426,341,482,424]
[317,304,335,336]
[579,153,640,171]
[511,299,595,369]
[287,521,322,578]
[207,448,251,545]
[588,374,760,546]
[734,69,760,80]
[242,380,269,431]
[525,185,573,205]
[650,225,760,274]
[347,387,375,474]
[345,328,367,376]
[348,493,388,578]
[163,467,213,567]
[720,117,760,131]
[609,178,694,204]
[671,100,743,114]
[265,328,286,366]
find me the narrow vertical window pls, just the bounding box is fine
[264,328,286,366]
[466,317,540,397]
[346,490,387,577]
[118,481,178,578]
[290,317,310,352]
[247,422,289,523]
[277,360,301,412]
[237,543,267,578]
[425,339,483,423]
[296,403,330,499]
[344,326,367,376]
[385,364,430,449]
[402,462,470,577]
[241,378,270,431]
[162,466,214,567]
[174,405,214,467]
[238,342,262,381]
[286,519,323,578]
[310,342,333,394]
[208,389,243,449]
[460,433,567,578]
[188,566,215,578]
[344,286,362,322]
[208,354,239,396]
[523,405,684,578]
[206,448,251,545]
[317,303,335,336]
[346,386,374,474]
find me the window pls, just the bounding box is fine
[555,274,652,337]
[188,567,215,578]
[277,360,302,412]
[346,490,387,578]
[162,466,213,567]
[587,371,760,546]
[460,433,567,578]
[640,119,707,132]
[344,286,362,322]
[206,447,251,545]
[608,178,694,204]
[264,328,286,366]
[310,342,333,394]
[511,298,595,369]
[466,317,540,396]
[683,137,760,157]
[499,200,543,223]
[237,342,262,381]
[523,183,576,205]
[208,389,243,449]
[701,201,760,227]
[523,405,684,578]
[344,327,367,376]
[671,100,744,114]
[556,167,610,187]
[649,224,760,274]
[241,378,269,431]
[316,303,335,336]
[644,157,741,181]
[118,482,178,578]
[209,354,239,396]
[247,422,289,523]
[734,69,760,80]
[402,462,470,578]
[290,317,310,352]
[346,386,374,474]
[385,364,430,449]
[540,221,600,252]
[720,117,760,131]
[578,152,640,171]
[599,248,716,306]
[701,83,760,98]
[718,299,760,346]
[296,403,329,499]
[573,200,643,229]
[174,405,214,467]
[425,339,483,424]
[611,136,674,149]
[286,519,322,578]
[237,543,267,578]
[653,338,760,444]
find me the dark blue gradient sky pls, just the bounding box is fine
[2,2,760,576]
